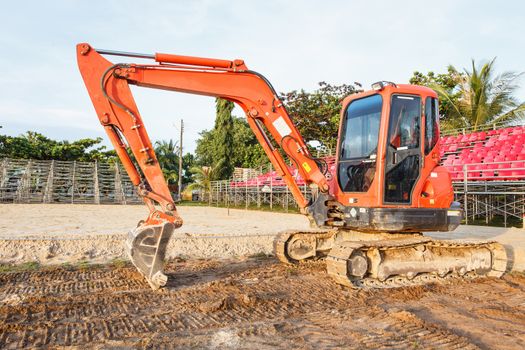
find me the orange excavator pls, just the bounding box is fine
[77,43,507,289]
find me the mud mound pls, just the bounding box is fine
[0,233,277,266]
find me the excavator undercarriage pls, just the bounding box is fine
[275,230,507,288]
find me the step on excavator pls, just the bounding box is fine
[77,43,508,290]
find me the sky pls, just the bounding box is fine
[1,0,524,153]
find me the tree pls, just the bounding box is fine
[410,66,464,122]
[213,98,235,179]
[280,82,356,150]
[231,118,267,168]
[195,117,267,171]
[411,59,525,131]
[194,129,215,167]
[0,131,116,161]
[186,160,224,203]
[181,152,195,184]
[154,139,179,185]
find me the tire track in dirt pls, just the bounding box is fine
[0,257,524,349]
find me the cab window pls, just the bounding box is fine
[340,94,382,160]
[425,97,440,154]
[388,95,420,149]
[338,94,382,192]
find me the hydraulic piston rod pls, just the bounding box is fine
[94,48,242,69]
[95,48,155,60]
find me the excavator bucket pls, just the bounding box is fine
[125,221,175,289]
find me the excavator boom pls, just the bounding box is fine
[77,43,329,288]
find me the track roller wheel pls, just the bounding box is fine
[326,242,366,286]
[273,230,336,264]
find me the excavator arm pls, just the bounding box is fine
[76,43,330,289]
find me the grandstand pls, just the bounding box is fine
[230,167,306,188]
[441,125,525,181]
[213,124,525,226]
[227,124,525,186]
[440,124,525,226]
[0,158,141,204]
[3,123,525,226]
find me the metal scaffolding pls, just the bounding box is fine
[445,162,525,227]
[209,163,525,226]
[208,178,312,212]
[3,157,525,226]
[0,158,141,204]
[453,182,525,227]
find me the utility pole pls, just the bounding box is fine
[178,119,184,201]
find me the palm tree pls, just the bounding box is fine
[186,160,225,204]
[432,58,525,131]
[154,139,179,184]
[162,169,178,185]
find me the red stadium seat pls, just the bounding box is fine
[460,135,471,143]
[485,139,496,148]
[468,165,482,180]
[497,162,512,178]
[511,162,525,179]
[481,164,495,179]
[443,158,454,166]
[505,154,518,162]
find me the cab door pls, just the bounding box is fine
[384,95,422,204]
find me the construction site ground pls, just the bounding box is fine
[0,204,525,349]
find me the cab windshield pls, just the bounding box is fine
[340,94,382,160]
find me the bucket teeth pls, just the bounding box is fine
[126,221,175,290]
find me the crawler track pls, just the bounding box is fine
[327,239,508,288]
[275,230,507,288]
[0,258,524,349]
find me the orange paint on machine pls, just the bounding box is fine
[77,43,506,290]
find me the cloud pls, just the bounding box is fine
[0,0,524,153]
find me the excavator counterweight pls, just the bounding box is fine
[77,43,507,290]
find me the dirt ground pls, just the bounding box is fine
[1,204,525,271]
[1,204,525,349]
[0,204,311,265]
[0,257,524,349]
[0,204,310,238]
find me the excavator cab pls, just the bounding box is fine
[328,82,459,232]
